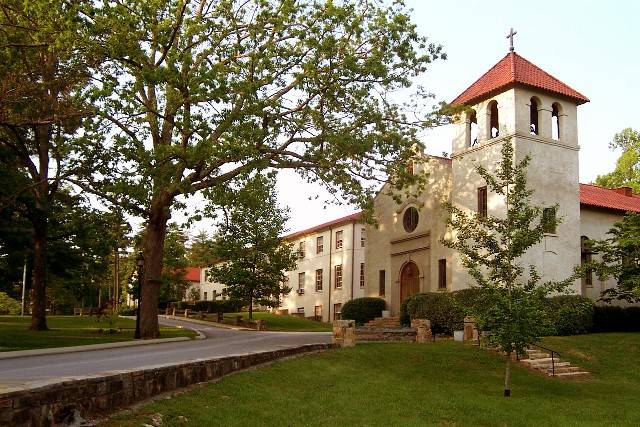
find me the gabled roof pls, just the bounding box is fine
[580,184,640,213]
[284,211,363,241]
[183,267,201,282]
[452,51,589,106]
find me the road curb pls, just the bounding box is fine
[0,336,194,361]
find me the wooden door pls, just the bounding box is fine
[400,262,420,303]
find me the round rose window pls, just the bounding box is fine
[403,207,419,232]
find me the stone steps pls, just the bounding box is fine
[364,316,401,329]
[520,348,590,380]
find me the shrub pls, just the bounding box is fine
[400,292,464,335]
[451,287,486,315]
[192,300,240,313]
[592,305,640,332]
[0,292,21,315]
[341,297,387,325]
[118,306,136,316]
[546,295,594,335]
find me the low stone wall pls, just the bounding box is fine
[0,343,335,427]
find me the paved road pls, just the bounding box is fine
[0,317,330,389]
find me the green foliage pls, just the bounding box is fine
[592,306,640,332]
[545,295,594,336]
[0,292,21,314]
[400,292,464,334]
[208,174,297,318]
[441,142,578,395]
[341,297,387,325]
[595,128,640,192]
[587,212,640,303]
[191,300,242,314]
[188,230,217,267]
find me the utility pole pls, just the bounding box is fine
[21,257,27,316]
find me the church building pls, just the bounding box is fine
[363,47,640,315]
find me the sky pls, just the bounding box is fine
[192,0,640,239]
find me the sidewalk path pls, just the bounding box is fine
[0,316,330,390]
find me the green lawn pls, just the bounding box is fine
[218,312,332,332]
[103,333,640,427]
[0,316,196,352]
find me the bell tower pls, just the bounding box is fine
[449,36,589,293]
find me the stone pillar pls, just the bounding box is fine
[216,312,223,323]
[412,319,433,343]
[255,319,266,331]
[235,315,243,326]
[332,319,355,347]
[463,316,479,342]
[172,307,176,316]
[184,309,190,318]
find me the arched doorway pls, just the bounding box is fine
[400,261,420,303]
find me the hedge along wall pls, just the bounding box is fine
[0,344,335,427]
[341,298,387,325]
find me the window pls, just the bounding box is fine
[298,241,305,258]
[335,230,343,249]
[203,291,208,301]
[361,228,366,247]
[542,207,557,234]
[530,97,539,135]
[488,100,499,138]
[298,272,305,290]
[360,263,365,288]
[316,236,324,253]
[552,103,561,140]
[315,269,323,292]
[335,265,343,289]
[477,186,488,217]
[438,259,447,289]
[314,305,322,317]
[403,207,419,232]
[379,270,386,296]
[581,236,593,288]
[468,109,478,147]
[333,303,342,320]
[297,307,305,314]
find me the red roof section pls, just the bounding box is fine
[580,184,640,213]
[452,52,589,106]
[183,267,201,282]
[284,211,363,241]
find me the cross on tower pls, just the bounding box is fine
[506,27,517,52]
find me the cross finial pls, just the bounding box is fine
[506,27,517,52]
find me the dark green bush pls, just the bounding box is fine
[192,299,241,313]
[400,292,464,335]
[546,295,594,335]
[118,306,136,316]
[451,287,486,314]
[592,305,640,332]
[341,297,387,325]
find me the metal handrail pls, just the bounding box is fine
[529,343,561,376]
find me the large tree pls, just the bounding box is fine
[588,212,640,303]
[81,0,445,337]
[441,142,576,397]
[595,128,640,192]
[0,0,94,329]
[208,173,296,319]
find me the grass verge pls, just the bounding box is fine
[102,333,640,426]
[0,316,196,352]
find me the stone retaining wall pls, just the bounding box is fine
[0,343,335,427]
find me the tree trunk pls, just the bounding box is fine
[139,197,171,338]
[249,293,253,320]
[30,212,48,331]
[504,351,512,397]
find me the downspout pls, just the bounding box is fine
[328,228,333,322]
[350,221,355,301]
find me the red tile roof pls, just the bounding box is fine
[580,184,640,213]
[284,211,363,241]
[183,267,201,282]
[452,52,589,106]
